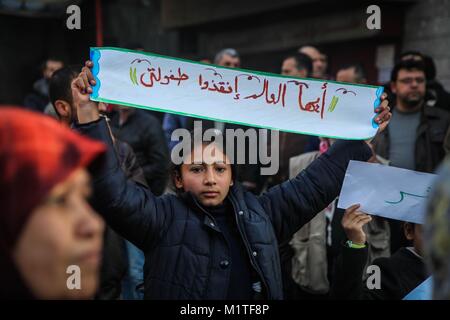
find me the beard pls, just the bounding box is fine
[399,92,424,109]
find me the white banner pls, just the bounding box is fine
[90,47,384,140]
[337,161,437,224]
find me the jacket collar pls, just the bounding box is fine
[179,183,246,231]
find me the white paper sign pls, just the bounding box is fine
[89,47,384,140]
[337,161,437,224]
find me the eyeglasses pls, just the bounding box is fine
[398,77,425,85]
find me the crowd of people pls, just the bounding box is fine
[1,44,450,300]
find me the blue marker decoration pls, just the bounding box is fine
[89,48,101,99]
[371,86,384,129]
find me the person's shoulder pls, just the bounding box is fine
[425,105,450,120]
[292,151,320,163]
[371,252,396,270]
[372,247,421,272]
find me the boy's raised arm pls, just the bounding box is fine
[71,63,172,250]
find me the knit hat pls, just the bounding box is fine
[0,107,105,253]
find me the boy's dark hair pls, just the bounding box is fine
[337,62,367,82]
[390,59,426,82]
[170,128,237,194]
[48,65,81,116]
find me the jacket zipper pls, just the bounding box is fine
[192,197,230,299]
[228,194,271,299]
[192,195,271,299]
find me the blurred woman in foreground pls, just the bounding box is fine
[0,107,105,299]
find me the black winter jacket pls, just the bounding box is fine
[96,139,148,299]
[372,105,450,173]
[78,118,371,299]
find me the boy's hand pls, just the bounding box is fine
[374,92,391,133]
[366,93,391,144]
[342,204,372,245]
[71,60,99,124]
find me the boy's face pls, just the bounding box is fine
[175,144,233,207]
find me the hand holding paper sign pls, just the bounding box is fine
[71,61,100,124]
[342,204,372,245]
[371,93,391,136]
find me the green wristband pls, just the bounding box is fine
[346,240,366,249]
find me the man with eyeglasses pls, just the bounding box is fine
[373,59,450,174]
[372,59,450,253]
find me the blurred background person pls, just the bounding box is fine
[336,63,367,84]
[372,59,450,253]
[425,157,450,300]
[384,51,450,113]
[298,45,329,80]
[24,58,64,113]
[0,107,105,299]
[297,45,331,154]
[266,52,313,189]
